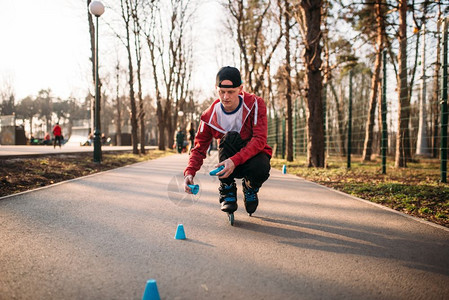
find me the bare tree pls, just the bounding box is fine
[120,0,139,154]
[143,0,194,150]
[131,0,146,154]
[143,1,165,150]
[224,0,283,97]
[163,0,195,147]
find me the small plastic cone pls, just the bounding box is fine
[142,279,160,300]
[188,184,199,195]
[175,224,186,240]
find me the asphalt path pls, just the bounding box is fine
[1,153,448,299]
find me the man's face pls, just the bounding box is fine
[216,80,243,112]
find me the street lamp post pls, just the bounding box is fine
[89,1,105,163]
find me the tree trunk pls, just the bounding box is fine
[432,5,442,158]
[395,0,410,168]
[166,104,174,150]
[131,1,146,154]
[284,0,293,162]
[362,0,384,161]
[90,96,94,135]
[362,58,381,161]
[136,52,145,154]
[157,100,165,150]
[330,82,346,156]
[29,117,33,137]
[115,63,122,146]
[416,23,429,156]
[127,47,138,155]
[121,0,138,154]
[297,0,324,167]
[138,86,145,153]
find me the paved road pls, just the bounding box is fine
[1,153,448,299]
[0,145,156,158]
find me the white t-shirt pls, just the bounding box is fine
[215,96,244,133]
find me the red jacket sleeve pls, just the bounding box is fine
[230,96,268,166]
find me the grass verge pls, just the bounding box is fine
[271,157,449,228]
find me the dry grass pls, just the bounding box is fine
[0,150,173,197]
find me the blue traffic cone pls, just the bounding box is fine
[175,224,186,240]
[142,279,160,300]
[188,184,199,195]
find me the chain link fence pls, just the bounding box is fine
[267,18,448,181]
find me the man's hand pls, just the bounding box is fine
[216,158,235,179]
[184,174,194,194]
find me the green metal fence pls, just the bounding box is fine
[267,17,449,181]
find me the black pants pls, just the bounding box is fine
[219,131,270,188]
[54,136,62,148]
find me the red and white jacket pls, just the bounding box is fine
[184,91,272,177]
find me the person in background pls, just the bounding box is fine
[43,132,51,145]
[176,128,185,154]
[52,122,62,149]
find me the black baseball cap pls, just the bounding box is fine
[216,66,242,88]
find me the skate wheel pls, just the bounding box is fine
[228,213,234,226]
[248,213,252,217]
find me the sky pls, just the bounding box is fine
[0,0,92,100]
[0,0,223,102]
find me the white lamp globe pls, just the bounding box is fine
[89,1,105,17]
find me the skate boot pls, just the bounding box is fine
[242,179,259,216]
[219,182,238,213]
